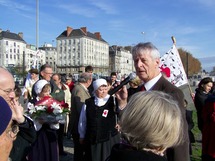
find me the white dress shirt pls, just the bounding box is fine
[144,73,162,91]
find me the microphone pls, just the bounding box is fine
[108,72,136,96]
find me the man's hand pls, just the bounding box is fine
[115,124,121,132]
[115,85,128,109]
[9,99,25,124]
[191,93,195,101]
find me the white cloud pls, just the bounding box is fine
[185,0,215,13]
[58,4,98,18]
[57,0,118,17]
[88,0,118,14]
[197,0,215,8]
[107,20,125,30]
[0,0,31,12]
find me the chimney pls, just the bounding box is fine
[67,26,73,37]
[18,32,23,39]
[81,27,87,35]
[94,32,101,40]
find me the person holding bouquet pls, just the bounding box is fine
[27,79,68,161]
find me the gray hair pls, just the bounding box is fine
[78,72,92,83]
[132,42,160,60]
[120,91,183,151]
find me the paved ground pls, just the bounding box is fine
[60,137,74,161]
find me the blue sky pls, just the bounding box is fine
[1,0,215,71]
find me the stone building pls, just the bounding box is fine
[56,26,109,76]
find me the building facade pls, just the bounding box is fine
[0,28,134,79]
[0,29,26,71]
[0,29,45,73]
[109,45,134,78]
[26,45,46,71]
[39,43,57,72]
[56,26,109,76]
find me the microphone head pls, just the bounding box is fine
[128,72,137,81]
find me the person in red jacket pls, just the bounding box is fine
[202,94,215,161]
[65,76,75,92]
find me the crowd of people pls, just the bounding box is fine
[0,41,214,161]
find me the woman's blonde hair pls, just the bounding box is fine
[120,91,183,151]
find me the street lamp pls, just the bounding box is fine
[36,0,39,50]
[141,32,145,42]
[52,40,55,47]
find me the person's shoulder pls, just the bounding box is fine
[109,143,167,161]
[72,84,86,96]
[62,83,70,89]
[86,97,94,103]
[205,93,215,102]
[157,77,182,91]
[73,83,81,90]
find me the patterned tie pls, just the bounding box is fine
[141,85,146,91]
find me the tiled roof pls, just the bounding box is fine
[0,31,26,43]
[56,29,107,43]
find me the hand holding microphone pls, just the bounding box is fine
[108,72,136,96]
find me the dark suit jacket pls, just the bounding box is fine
[139,76,190,161]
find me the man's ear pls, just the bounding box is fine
[155,58,160,67]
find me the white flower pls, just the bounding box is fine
[27,102,36,114]
[35,105,46,111]
[51,102,62,114]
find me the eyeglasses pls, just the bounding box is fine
[6,123,19,139]
[44,71,53,75]
[0,87,15,95]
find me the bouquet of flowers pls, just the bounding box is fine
[27,96,69,124]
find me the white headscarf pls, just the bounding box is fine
[34,80,49,95]
[93,78,107,93]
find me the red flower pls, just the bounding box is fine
[35,96,62,109]
[47,106,54,113]
[61,102,69,109]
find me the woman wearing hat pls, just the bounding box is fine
[78,78,121,161]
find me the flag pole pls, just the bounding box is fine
[171,36,194,100]
[171,36,176,45]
